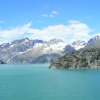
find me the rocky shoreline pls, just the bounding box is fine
[49,48,100,69]
[0,60,6,64]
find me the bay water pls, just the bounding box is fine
[0,64,100,100]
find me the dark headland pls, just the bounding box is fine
[49,48,100,69]
[0,60,6,64]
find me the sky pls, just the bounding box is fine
[0,0,100,44]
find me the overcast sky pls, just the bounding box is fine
[0,0,100,43]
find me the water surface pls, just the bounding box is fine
[0,64,100,100]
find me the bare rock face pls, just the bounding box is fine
[49,48,100,69]
[71,40,86,50]
[0,38,76,64]
[87,35,100,45]
[0,60,6,64]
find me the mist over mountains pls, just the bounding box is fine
[0,35,100,64]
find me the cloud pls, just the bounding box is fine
[68,20,80,24]
[32,24,90,42]
[28,20,91,43]
[51,11,58,15]
[49,14,54,17]
[92,33,100,37]
[0,20,92,44]
[42,10,59,17]
[42,14,48,17]
[0,22,32,42]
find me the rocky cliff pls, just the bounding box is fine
[49,48,100,69]
[0,38,76,64]
[0,60,6,64]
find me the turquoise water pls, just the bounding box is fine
[0,64,100,100]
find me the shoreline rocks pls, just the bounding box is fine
[49,48,100,69]
[0,60,6,64]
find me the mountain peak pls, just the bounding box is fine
[71,40,86,50]
[48,38,64,45]
[87,35,100,45]
[71,40,86,46]
[11,37,30,44]
[23,37,30,40]
[94,35,100,39]
[22,37,30,42]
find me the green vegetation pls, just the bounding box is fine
[49,48,100,69]
[50,59,54,63]
[81,58,86,63]
[96,54,100,60]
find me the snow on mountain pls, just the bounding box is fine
[47,38,67,52]
[0,38,82,63]
[71,40,86,50]
[1,38,75,64]
[71,35,100,50]
[87,35,100,45]
[48,38,64,45]
[32,38,67,54]
[49,42,66,51]
[0,38,44,62]
[12,40,75,64]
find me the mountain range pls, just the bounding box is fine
[49,35,100,69]
[0,35,100,64]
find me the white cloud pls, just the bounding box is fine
[51,11,58,15]
[42,11,59,18]
[92,33,100,37]
[0,20,92,44]
[42,14,48,17]
[49,14,54,17]
[27,20,91,43]
[68,20,80,24]
[0,22,32,42]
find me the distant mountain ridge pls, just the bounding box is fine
[71,35,100,50]
[71,40,86,50]
[0,35,100,64]
[87,35,100,45]
[0,60,6,64]
[49,35,100,69]
[0,38,75,64]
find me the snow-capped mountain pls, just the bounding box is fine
[1,35,100,64]
[48,38,64,45]
[0,38,75,64]
[82,35,100,50]
[0,37,44,52]
[87,35,100,45]
[71,35,100,50]
[71,40,86,50]
[10,38,75,64]
[0,38,45,63]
